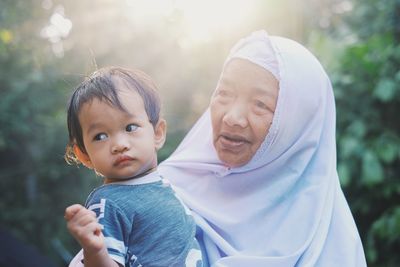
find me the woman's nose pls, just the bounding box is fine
[223,105,248,128]
[111,136,130,154]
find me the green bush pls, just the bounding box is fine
[333,0,400,266]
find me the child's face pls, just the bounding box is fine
[77,85,165,182]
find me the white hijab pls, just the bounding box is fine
[159,31,367,267]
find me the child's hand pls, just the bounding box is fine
[65,204,104,254]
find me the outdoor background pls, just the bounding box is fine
[0,0,399,266]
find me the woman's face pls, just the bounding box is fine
[210,59,279,167]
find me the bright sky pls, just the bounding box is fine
[123,0,260,44]
[41,0,264,56]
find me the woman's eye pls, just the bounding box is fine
[214,88,235,105]
[126,124,139,132]
[217,89,232,97]
[94,133,107,141]
[253,100,274,116]
[218,89,228,97]
[255,100,268,110]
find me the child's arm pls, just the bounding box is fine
[64,204,121,267]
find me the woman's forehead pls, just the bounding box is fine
[223,58,277,78]
[220,59,279,94]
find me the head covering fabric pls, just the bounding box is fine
[159,31,366,267]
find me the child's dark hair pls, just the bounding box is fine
[65,66,161,164]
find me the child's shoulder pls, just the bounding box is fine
[85,180,174,210]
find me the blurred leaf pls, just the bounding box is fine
[362,150,384,185]
[0,29,13,44]
[395,70,400,82]
[337,162,350,186]
[375,134,399,164]
[348,120,367,138]
[339,135,360,158]
[371,207,400,242]
[374,78,397,102]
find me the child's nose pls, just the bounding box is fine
[111,137,130,154]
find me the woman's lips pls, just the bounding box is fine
[218,134,250,150]
[113,155,134,167]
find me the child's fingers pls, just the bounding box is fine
[72,211,98,228]
[65,205,97,222]
[66,207,101,238]
[75,221,105,252]
[65,205,104,253]
[93,222,103,237]
[64,204,84,220]
[87,221,103,237]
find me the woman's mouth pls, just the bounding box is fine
[219,134,250,150]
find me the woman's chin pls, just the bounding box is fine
[216,149,250,168]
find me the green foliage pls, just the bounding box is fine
[332,0,400,265]
[0,0,100,265]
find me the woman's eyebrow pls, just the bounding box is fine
[251,86,277,97]
[219,78,235,88]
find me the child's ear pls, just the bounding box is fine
[154,119,167,151]
[73,145,94,169]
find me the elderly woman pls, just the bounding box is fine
[160,30,367,266]
[69,31,367,266]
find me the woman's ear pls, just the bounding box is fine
[154,119,167,151]
[73,145,93,169]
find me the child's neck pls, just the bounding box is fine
[104,166,157,184]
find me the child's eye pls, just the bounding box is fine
[126,124,139,132]
[94,133,108,141]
